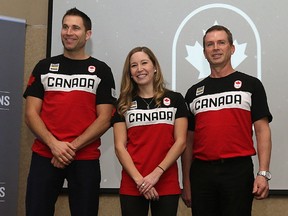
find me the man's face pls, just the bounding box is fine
[203,30,235,67]
[61,15,91,53]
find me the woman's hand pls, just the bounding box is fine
[138,166,164,194]
[143,187,159,200]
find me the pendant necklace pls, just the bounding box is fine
[141,97,154,109]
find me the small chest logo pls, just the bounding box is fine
[88,66,96,73]
[234,80,242,89]
[163,97,171,106]
[130,100,137,109]
[49,63,59,72]
[196,86,205,96]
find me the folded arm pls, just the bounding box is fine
[71,103,114,151]
[25,96,75,166]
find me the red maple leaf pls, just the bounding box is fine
[27,75,35,86]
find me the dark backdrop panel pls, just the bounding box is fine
[0,16,25,215]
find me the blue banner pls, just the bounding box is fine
[0,16,26,216]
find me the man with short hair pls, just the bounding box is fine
[182,25,272,216]
[24,8,116,216]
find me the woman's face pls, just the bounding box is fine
[129,51,156,87]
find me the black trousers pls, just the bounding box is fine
[26,153,101,216]
[190,157,254,216]
[120,194,179,216]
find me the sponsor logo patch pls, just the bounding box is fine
[196,86,205,96]
[49,63,59,72]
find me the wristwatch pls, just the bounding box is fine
[257,171,272,181]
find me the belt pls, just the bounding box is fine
[194,156,251,165]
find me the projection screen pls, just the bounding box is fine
[47,0,288,193]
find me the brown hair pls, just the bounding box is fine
[62,7,92,31]
[117,46,167,116]
[203,25,233,49]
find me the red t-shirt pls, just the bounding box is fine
[185,71,272,160]
[24,55,116,160]
[112,91,188,196]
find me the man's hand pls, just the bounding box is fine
[181,181,192,207]
[253,176,269,199]
[51,157,66,169]
[50,141,76,166]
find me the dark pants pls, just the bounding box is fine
[26,152,101,216]
[120,194,179,216]
[190,157,254,216]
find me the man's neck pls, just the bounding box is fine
[210,64,235,78]
[64,50,89,60]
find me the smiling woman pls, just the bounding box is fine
[112,46,188,215]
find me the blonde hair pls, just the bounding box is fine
[117,46,167,116]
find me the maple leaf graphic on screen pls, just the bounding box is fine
[185,40,247,79]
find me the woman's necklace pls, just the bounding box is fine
[140,97,154,109]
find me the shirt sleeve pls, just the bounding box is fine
[96,63,117,105]
[23,60,45,99]
[175,92,189,119]
[251,78,273,123]
[185,87,196,131]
